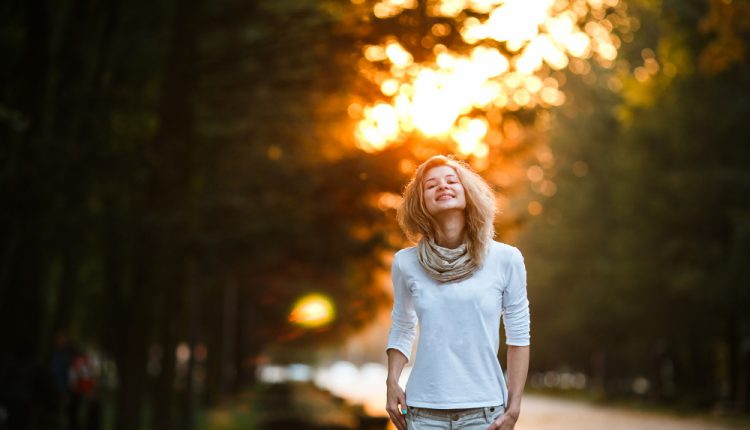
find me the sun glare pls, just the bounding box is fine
[289,294,336,329]
[355,0,626,157]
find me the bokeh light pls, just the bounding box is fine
[289,294,336,328]
[355,0,627,158]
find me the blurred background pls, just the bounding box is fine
[1,0,749,429]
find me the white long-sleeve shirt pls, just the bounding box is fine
[386,241,530,409]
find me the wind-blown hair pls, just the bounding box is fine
[397,155,497,266]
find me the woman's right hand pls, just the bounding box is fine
[386,380,408,430]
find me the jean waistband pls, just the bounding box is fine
[407,405,503,421]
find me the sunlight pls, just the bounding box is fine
[313,361,411,417]
[289,294,336,328]
[385,41,414,68]
[355,0,627,157]
[452,117,489,156]
[483,0,551,49]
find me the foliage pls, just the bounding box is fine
[519,0,750,409]
[0,0,400,428]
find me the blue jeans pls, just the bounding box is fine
[406,405,504,430]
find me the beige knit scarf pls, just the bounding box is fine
[417,237,479,283]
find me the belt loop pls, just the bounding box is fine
[483,406,490,422]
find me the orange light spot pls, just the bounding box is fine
[528,201,543,216]
[289,294,335,328]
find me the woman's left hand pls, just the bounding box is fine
[486,412,517,430]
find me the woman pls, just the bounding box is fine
[385,155,530,430]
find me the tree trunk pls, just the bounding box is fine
[113,231,152,430]
[149,0,200,426]
[221,272,239,395]
[0,0,54,426]
[590,349,607,398]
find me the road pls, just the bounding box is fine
[513,394,749,430]
[383,394,748,430]
[248,381,750,430]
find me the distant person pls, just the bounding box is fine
[385,155,531,430]
[50,329,75,428]
[69,348,101,430]
[50,331,101,430]
[51,330,74,403]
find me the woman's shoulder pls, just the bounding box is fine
[489,240,524,262]
[391,246,418,275]
[394,245,417,262]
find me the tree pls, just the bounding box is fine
[519,0,750,409]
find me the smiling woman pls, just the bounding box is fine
[398,156,497,275]
[423,165,466,212]
[385,155,531,430]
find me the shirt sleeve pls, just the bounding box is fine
[386,253,418,360]
[502,247,531,346]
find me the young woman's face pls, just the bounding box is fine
[422,165,466,216]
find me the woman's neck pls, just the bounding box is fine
[432,211,466,249]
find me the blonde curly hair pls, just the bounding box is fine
[397,155,497,266]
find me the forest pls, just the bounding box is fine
[0,0,749,429]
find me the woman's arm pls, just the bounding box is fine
[487,345,529,430]
[386,348,409,430]
[490,247,531,430]
[385,254,416,430]
[506,345,530,420]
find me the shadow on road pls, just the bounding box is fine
[254,382,389,430]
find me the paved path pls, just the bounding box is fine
[513,394,749,430]
[385,394,748,430]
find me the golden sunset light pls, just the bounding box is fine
[289,294,336,328]
[355,0,627,158]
